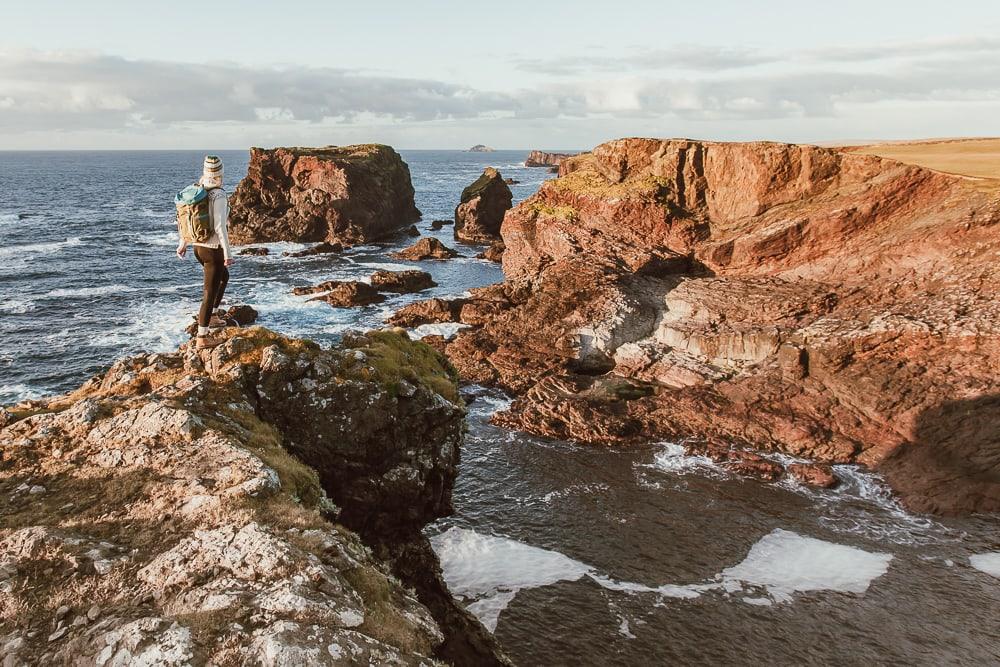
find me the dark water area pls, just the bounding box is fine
[1,150,999,665]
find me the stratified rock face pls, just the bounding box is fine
[229,144,421,245]
[0,329,507,664]
[444,137,1000,514]
[524,150,577,167]
[454,168,513,244]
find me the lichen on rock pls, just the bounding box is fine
[0,327,508,665]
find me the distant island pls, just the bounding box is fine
[468,144,495,152]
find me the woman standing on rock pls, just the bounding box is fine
[175,155,233,349]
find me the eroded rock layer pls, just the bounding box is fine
[229,144,421,245]
[0,328,507,665]
[438,138,1000,514]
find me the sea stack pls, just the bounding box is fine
[454,167,513,244]
[228,144,421,245]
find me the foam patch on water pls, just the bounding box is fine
[0,298,34,314]
[138,230,179,247]
[431,527,592,631]
[969,553,1000,578]
[358,261,422,272]
[720,529,893,603]
[411,323,469,340]
[432,526,895,631]
[0,237,83,258]
[647,442,727,478]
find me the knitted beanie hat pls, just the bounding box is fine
[201,155,223,188]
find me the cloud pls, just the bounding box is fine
[0,50,518,131]
[513,36,1000,76]
[0,39,998,146]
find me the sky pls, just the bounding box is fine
[1,0,999,149]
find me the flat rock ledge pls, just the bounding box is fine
[0,328,509,666]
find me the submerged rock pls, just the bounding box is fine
[391,238,459,261]
[441,137,1000,515]
[0,328,509,665]
[304,281,385,307]
[229,144,421,245]
[454,168,513,244]
[281,241,344,257]
[430,219,453,230]
[238,246,270,256]
[370,270,437,294]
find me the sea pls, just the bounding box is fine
[1,150,998,665]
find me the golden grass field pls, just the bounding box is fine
[842,138,1000,183]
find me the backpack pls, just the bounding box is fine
[174,184,213,243]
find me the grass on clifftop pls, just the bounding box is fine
[350,329,461,404]
[844,138,1000,184]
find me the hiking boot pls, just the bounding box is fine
[195,335,222,350]
[208,316,227,328]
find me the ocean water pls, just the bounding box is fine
[2,150,999,665]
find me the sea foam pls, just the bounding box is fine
[969,552,1000,578]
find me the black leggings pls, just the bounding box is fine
[194,245,229,327]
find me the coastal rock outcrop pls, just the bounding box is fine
[303,281,386,308]
[229,144,421,245]
[391,238,459,261]
[454,168,513,244]
[371,270,437,293]
[524,150,578,168]
[440,137,1000,514]
[0,328,509,665]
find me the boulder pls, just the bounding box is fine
[405,224,421,237]
[524,150,578,167]
[229,144,421,245]
[184,304,258,336]
[305,281,385,307]
[476,241,505,262]
[281,241,343,257]
[0,328,509,665]
[430,219,453,230]
[440,137,1000,515]
[391,238,459,261]
[387,298,467,327]
[238,246,269,256]
[454,167,513,244]
[370,270,437,293]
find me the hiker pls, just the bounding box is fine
[174,155,233,349]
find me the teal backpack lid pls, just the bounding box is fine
[175,184,207,205]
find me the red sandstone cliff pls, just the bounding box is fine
[425,138,1000,514]
[228,144,421,245]
[524,150,578,167]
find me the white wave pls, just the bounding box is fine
[646,442,727,478]
[0,298,34,314]
[0,383,42,404]
[720,529,893,603]
[46,284,140,298]
[410,323,469,340]
[138,230,179,247]
[970,553,1000,578]
[541,483,610,504]
[0,213,19,225]
[359,261,420,272]
[0,237,83,258]
[90,296,196,353]
[139,208,170,219]
[430,527,592,632]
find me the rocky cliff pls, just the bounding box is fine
[228,144,421,245]
[432,138,1000,515]
[0,328,508,665]
[524,151,577,168]
[454,168,513,244]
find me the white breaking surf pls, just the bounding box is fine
[431,526,895,632]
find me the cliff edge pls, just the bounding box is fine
[0,328,508,665]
